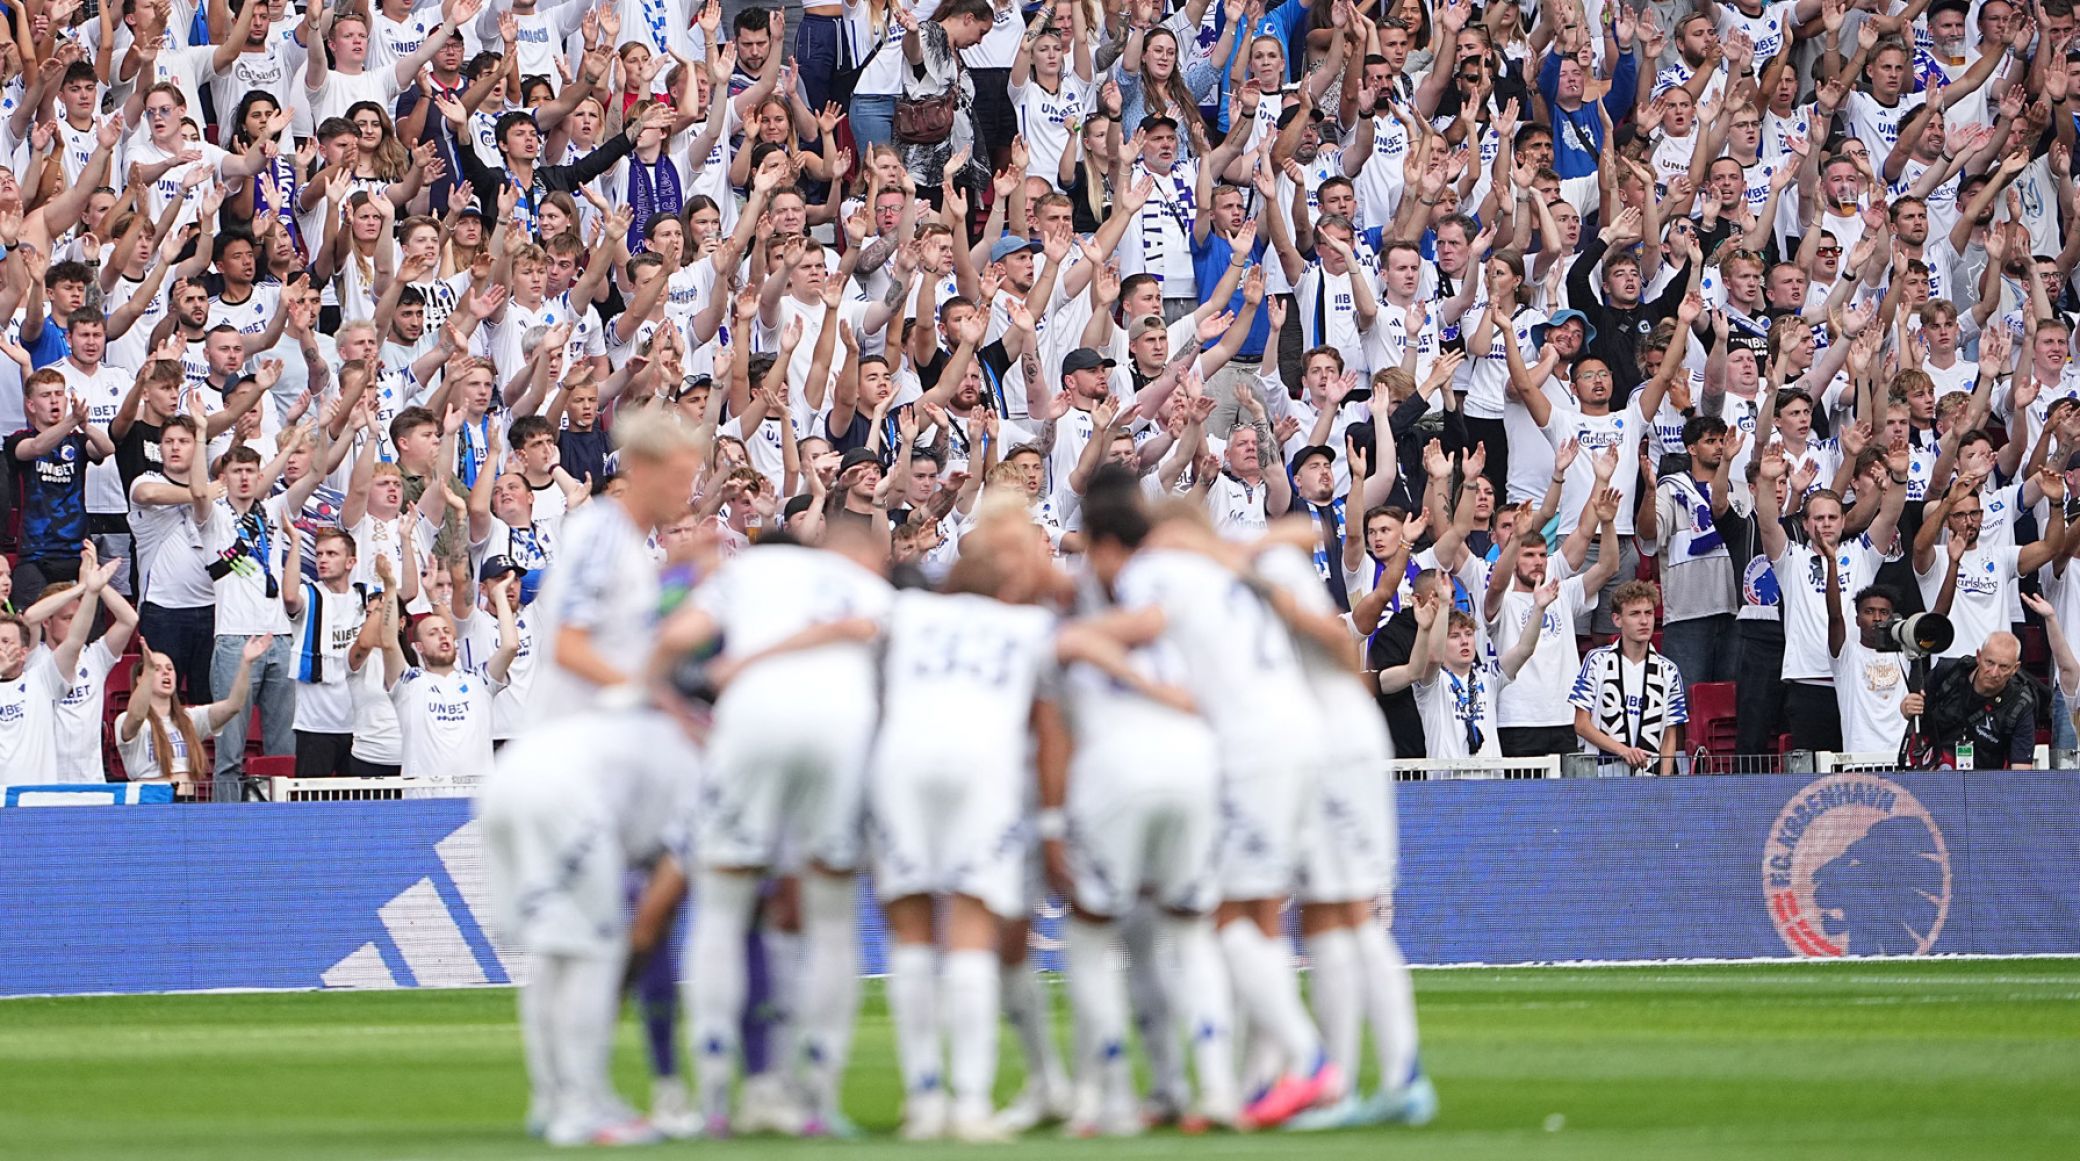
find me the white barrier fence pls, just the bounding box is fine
[264,774,480,802]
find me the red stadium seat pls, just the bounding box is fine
[246,756,295,779]
[1688,682,1738,754]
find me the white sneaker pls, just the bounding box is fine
[992,1072,1074,1133]
[735,1072,805,1136]
[544,1115,664,1147]
[648,1076,701,1139]
[900,1090,949,1141]
[952,1102,1014,1144]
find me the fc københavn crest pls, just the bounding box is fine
[1764,774,1951,957]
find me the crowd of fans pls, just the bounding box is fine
[3,0,2080,794]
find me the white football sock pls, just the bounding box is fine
[1305,927,1360,1086]
[688,871,759,1120]
[1002,954,1067,1093]
[1219,919,1323,1077]
[1353,919,1420,1091]
[1063,918,1130,1109]
[944,949,1002,1117]
[886,943,943,1100]
[554,952,628,1131]
[1160,912,1238,1116]
[1123,904,1188,1110]
[796,873,861,1120]
[757,927,802,1077]
[517,955,561,1130]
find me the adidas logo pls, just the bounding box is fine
[323,820,529,988]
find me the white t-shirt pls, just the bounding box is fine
[129,133,232,232]
[1012,73,1090,190]
[1547,398,1648,535]
[1914,541,2019,661]
[204,497,296,637]
[348,652,400,764]
[389,664,504,781]
[1488,576,1590,729]
[42,639,118,782]
[1465,305,1545,422]
[1770,537,1882,682]
[56,361,134,516]
[1294,264,1369,378]
[291,580,366,734]
[0,654,67,785]
[299,66,405,140]
[459,603,537,741]
[1831,636,1910,755]
[1415,663,1504,760]
[116,705,214,783]
[130,475,216,608]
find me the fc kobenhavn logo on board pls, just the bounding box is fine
[1764,774,1951,957]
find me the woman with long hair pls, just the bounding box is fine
[227,92,304,245]
[315,186,397,324]
[894,0,996,204]
[346,100,413,184]
[119,636,271,799]
[1461,248,1542,499]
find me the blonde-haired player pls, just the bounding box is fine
[1251,521,1436,1129]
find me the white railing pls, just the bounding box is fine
[265,774,480,802]
[1392,756,1563,780]
[1815,746,2054,773]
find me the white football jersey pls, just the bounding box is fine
[528,498,662,722]
[692,544,895,702]
[877,591,1056,753]
[1112,548,1321,761]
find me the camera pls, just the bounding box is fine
[1874,611,1953,659]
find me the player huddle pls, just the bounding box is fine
[478,416,1428,1146]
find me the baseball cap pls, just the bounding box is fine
[1276,104,1326,130]
[1061,347,1117,375]
[453,202,485,220]
[838,447,883,477]
[1289,444,1336,473]
[478,555,523,582]
[2063,450,2080,472]
[988,235,1043,264]
[1139,113,1179,134]
[1129,314,1168,339]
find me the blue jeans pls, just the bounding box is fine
[850,93,895,155]
[1659,613,1736,698]
[2054,686,2078,753]
[210,633,296,800]
[794,14,846,117]
[139,602,216,702]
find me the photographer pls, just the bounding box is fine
[1898,632,2036,771]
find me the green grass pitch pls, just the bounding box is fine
[4,959,2078,1160]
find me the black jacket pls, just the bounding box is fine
[1918,658,2037,769]
[457,127,636,227]
[1566,237,1692,399]
[1367,608,1426,760]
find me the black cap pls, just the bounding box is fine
[1062,347,1117,375]
[1289,444,1336,473]
[478,555,523,582]
[1139,113,1179,133]
[838,447,883,477]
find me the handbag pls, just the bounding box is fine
[894,87,957,145]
